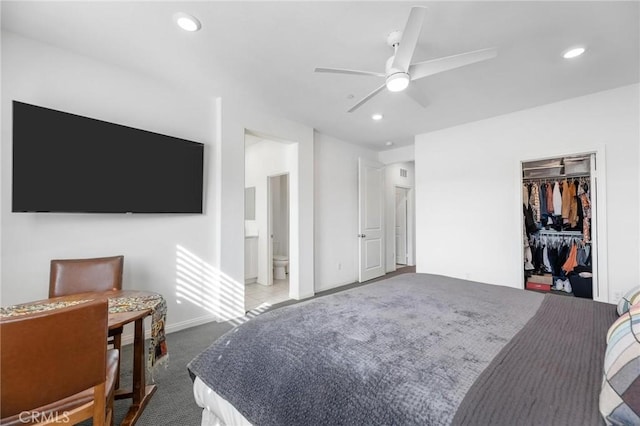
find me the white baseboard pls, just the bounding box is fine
[315,279,357,294]
[120,313,220,346]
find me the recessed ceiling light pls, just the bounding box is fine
[563,47,585,59]
[372,113,383,121]
[385,141,394,146]
[174,13,202,32]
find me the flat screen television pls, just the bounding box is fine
[12,101,204,213]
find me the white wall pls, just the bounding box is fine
[314,132,378,292]
[384,162,415,272]
[245,140,295,286]
[415,84,639,303]
[378,144,415,164]
[1,33,221,333]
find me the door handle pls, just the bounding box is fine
[358,234,367,238]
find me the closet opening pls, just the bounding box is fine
[521,153,598,300]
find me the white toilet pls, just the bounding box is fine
[273,255,289,280]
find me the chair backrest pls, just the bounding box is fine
[0,299,108,419]
[49,255,124,298]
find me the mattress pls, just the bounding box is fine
[193,376,250,426]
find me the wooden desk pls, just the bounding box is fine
[2,290,161,426]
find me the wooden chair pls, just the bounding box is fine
[49,255,124,298]
[0,299,119,426]
[49,255,124,388]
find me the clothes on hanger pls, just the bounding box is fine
[562,243,579,274]
[552,181,562,216]
[527,233,590,276]
[529,182,541,223]
[523,176,591,236]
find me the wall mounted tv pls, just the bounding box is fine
[12,101,204,213]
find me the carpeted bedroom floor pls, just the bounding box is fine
[109,266,416,425]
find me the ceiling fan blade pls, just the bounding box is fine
[409,47,497,81]
[391,6,427,72]
[315,67,385,78]
[405,84,429,109]
[348,84,387,113]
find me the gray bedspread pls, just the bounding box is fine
[188,273,545,425]
[453,294,616,426]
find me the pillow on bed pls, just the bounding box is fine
[617,286,640,315]
[600,304,640,425]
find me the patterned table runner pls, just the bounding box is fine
[109,294,169,371]
[1,294,168,372]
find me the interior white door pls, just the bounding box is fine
[358,158,385,282]
[589,152,599,299]
[395,188,408,265]
[267,175,274,286]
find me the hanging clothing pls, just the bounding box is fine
[546,184,554,215]
[574,191,584,232]
[529,182,541,223]
[577,247,589,266]
[539,183,548,217]
[543,245,553,272]
[561,180,578,227]
[547,246,559,276]
[524,246,535,271]
[579,185,592,243]
[523,184,529,209]
[562,243,579,274]
[523,204,537,236]
[557,244,571,278]
[533,244,545,273]
[552,181,562,216]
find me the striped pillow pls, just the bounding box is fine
[600,304,640,425]
[617,286,640,316]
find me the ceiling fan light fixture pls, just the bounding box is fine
[174,13,202,32]
[386,72,410,92]
[563,46,585,59]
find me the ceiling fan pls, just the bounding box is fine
[315,6,497,113]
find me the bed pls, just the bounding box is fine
[187,273,619,426]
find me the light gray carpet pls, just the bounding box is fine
[111,320,234,425]
[111,267,416,425]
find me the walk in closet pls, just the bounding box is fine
[522,154,597,299]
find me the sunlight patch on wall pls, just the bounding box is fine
[175,245,245,321]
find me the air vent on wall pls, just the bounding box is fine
[400,168,408,178]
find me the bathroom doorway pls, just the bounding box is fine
[244,132,294,311]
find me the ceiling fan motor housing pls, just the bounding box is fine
[384,55,410,92]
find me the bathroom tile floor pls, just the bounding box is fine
[245,278,290,311]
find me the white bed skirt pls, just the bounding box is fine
[193,376,253,426]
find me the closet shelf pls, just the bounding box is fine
[522,165,563,171]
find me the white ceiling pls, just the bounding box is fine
[2,1,638,151]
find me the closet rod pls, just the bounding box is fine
[537,230,583,236]
[522,173,590,181]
